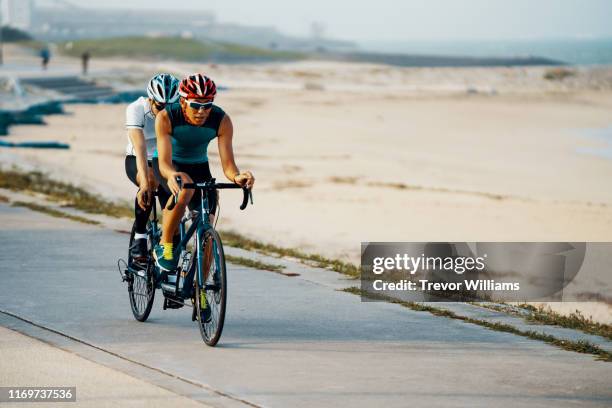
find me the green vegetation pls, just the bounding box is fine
[11,201,100,225]
[343,287,612,362]
[544,67,576,81]
[59,36,304,62]
[519,304,612,341]
[0,168,132,218]
[0,168,360,276]
[225,254,286,273]
[473,302,612,341]
[5,166,610,360]
[220,230,360,277]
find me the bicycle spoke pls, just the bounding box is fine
[127,220,156,322]
[195,229,226,346]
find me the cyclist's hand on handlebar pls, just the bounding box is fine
[136,182,152,210]
[168,172,192,196]
[234,170,255,189]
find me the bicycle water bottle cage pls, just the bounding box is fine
[182,209,200,222]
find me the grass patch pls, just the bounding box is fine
[328,177,507,201]
[518,304,612,341]
[0,194,8,203]
[2,167,359,277]
[226,254,286,273]
[59,36,304,62]
[11,201,100,225]
[220,230,360,277]
[0,169,132,218]
[473,302,612,341]
[343,287,612,362]
[544,68,576,81]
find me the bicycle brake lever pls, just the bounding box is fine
[239,187,250,210]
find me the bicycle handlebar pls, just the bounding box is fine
[166,177,253,211]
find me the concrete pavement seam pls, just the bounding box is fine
[0,309,263,408]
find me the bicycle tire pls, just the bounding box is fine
[128,221,155,322]
[194,228,227,346]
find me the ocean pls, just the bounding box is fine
[360,38,612,66]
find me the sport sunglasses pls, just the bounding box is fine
[188,100,214,111]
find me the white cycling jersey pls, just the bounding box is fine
[125,96,157,159]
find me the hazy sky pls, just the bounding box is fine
[66,0,612,42]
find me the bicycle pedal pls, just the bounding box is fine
[117,259,130,282]
[163,295,184,310]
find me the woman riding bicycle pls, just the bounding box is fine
[152,73,255,272]
[125,73,179,260]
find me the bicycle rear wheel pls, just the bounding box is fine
[194,228,227,346]
[128,221,155,322]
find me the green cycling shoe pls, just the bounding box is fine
[153,243,179,271]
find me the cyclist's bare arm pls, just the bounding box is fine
[128,128,153,208]
[217,114,255,188]
[155,110,191,195]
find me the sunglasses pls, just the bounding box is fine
[188,100,214,111]
[152,102,166,110]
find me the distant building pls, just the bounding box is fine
[28,1,356,53]
[31,1,216,41]
[1,0,33,30]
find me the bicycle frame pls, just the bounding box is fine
[149,196,161,246]
[173,188,215,299]
[153,179,249,299]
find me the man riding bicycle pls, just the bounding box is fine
[152,73,255,272]
[125,74,178,260]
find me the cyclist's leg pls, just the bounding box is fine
[125,156,154,258]
[125,156,155,232]
[152,158,193,270]
[151,159,178,246]
[156,160,218,275]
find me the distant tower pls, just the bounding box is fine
[1,0,33,30]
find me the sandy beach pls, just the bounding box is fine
[2,52,612,322]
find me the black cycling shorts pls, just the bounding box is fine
[152,158,218,215]
[125,155,171,207]
[124,155,153,187]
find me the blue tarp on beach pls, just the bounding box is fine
[0,140,69,149]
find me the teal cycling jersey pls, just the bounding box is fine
[154,103,225,164]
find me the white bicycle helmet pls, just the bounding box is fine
[147,73,180,104]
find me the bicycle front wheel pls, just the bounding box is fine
[194,228,227,346]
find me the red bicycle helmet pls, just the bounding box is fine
[178,73,217,99]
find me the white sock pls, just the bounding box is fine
[134,233,148,240]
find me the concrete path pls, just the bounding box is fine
[0,325,211,407]
[0,202,611,407]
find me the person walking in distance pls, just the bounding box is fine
[81,51,90,75]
